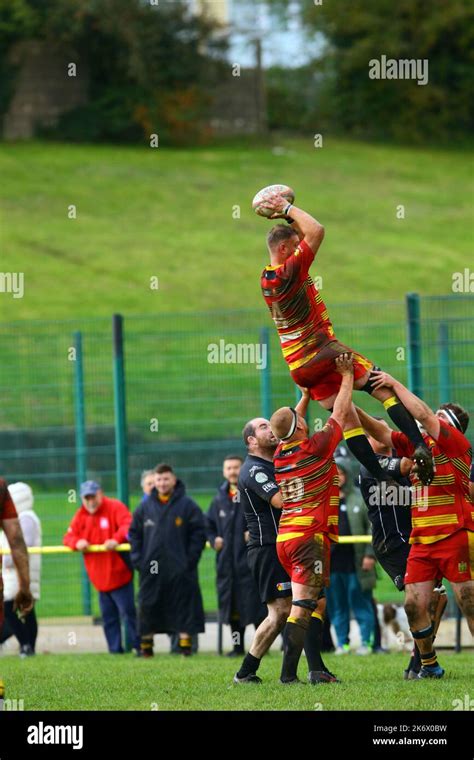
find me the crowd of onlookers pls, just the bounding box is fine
[0,453,386,658]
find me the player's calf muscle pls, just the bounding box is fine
[457,583,474,626]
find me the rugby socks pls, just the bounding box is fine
[178,635,192,656]
[383,397,426,450]
[420,650,439,668]
[411,624,439,670]
[344,427,392,481]
[304,611,328,673]
[406,644,422,674]
[140,636,154,658]
[236,652,261,678]
[280,616,309,683]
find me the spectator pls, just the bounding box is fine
[141,470,156,496]
[129,464,206,658]
[0,478,34,702]
[0,483,41,656]
[63,481,139,654]
[325,458,376,655]
[207,455,266,656]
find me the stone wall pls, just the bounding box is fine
[3,41,89,140]
[2,40,265,140]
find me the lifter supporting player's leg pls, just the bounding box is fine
[356,369,434,485]
[318,396,392,482]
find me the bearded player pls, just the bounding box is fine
[256,189,434,486]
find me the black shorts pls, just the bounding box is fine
[247,544,292,604]
[373,541,411,591]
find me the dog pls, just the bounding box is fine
[376,602,413,651]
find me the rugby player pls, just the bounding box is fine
[258,191,434,486]
[270,353,354,684]
[233,417,291,683]
[359,372,473,677]
[357,411,447,678]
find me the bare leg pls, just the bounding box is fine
[249,597,291,658]
[451,581,474,636]
[405,581,443,675]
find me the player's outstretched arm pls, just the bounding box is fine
[354,406,394,448]
[295,386,310,418]
[370,371,440,440]
[287,204,325,254]
[260,192,324,254]
[331,353,354,430]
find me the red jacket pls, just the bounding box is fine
[63,496,132,592]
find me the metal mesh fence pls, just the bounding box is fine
[0,294,472,617]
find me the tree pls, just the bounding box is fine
[0,0,228,144]
[268,0,474,141]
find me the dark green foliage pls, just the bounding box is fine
[0,0,227,144]
[268,0,474,142]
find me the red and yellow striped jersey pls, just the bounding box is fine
[392,420,474,545]
[261,239,335,372]
[273,417,342,542]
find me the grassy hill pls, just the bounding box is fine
[0,137,472,321]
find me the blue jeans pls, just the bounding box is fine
[326,571,375,648]
[98,580,140,653]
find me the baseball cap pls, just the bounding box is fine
[80,480,101,498]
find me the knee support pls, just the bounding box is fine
[293,598,318,612]
[411,623,434,639]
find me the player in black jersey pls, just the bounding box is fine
[357,409,448,679]
[234,417,291,683]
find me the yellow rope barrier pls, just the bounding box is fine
[0,535,372,555]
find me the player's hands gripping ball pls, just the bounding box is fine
[252,184,295,218]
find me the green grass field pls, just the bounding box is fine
[1,652,471,711]
[0,138,472,321]
[1,138,472,620]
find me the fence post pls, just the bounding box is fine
[406,293,422,396]
[73,331,91,616]
[260,326,271,419]
[438,322,450,404]
[112,315,129,505]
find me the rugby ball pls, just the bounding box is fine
[252,184,295,218]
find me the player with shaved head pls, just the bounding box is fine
[257,190,434,486]
[271,353,354,684]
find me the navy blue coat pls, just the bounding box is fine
[129,480,206,634]
[206,481,266,627]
